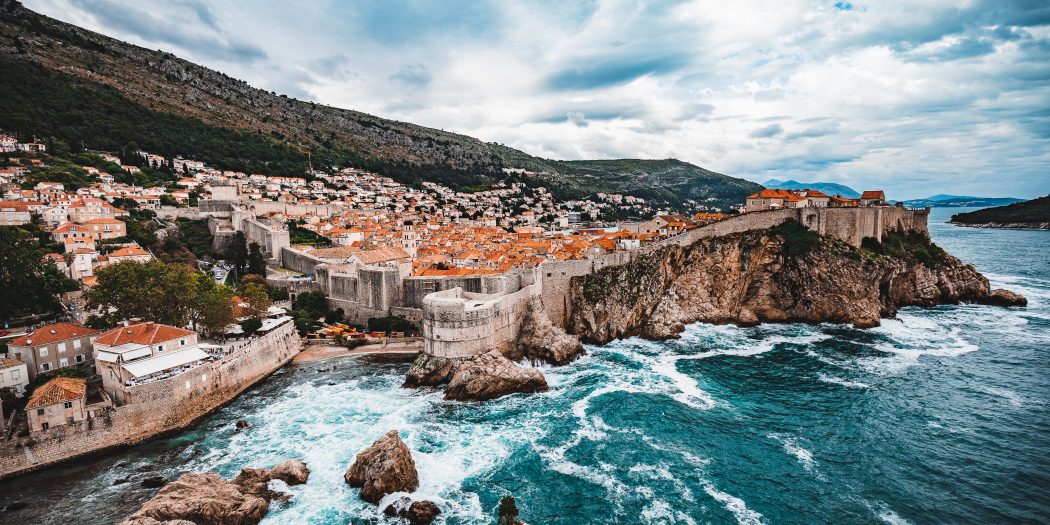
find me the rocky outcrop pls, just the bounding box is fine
[404,350,550,402]
[445,350,549,402]
[120,460,309,525]
[567,228,1026,343]
[119,473,269,525]
[384,496,442,525]
[506,298,586,365]
[344,430,420,503]
[975,288,1028,307]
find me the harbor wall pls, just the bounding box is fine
[0,320,301,480]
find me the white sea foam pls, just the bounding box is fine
[767,433,817,472]
[702,481,766,525]
[817,373,872,389]
[876,506,914,525]
[977,386,1024,408]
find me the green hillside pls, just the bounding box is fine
[950,195,1050,226]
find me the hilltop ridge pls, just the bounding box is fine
[0,1,759,210]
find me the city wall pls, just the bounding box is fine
[0,320,302,480]
[422,281,538,359]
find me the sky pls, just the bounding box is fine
[24,0,1050,199]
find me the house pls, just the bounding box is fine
[860,191,887,206]
[0,358,29,396]
[93,323,204,403]
[26,376,86,432]
[0,201,33,225]
[7,323,99,380]
[105,245,152,264]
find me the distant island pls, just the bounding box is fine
[763,179,860,198]
[950,195,1050,229]
[901,195,1024,208]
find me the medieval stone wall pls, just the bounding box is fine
[0,320,301,480]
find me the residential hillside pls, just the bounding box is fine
[950,195,1050,229]
[0,1,759,211]
[763,179,860,198]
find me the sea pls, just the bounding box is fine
[1,207,1047,525]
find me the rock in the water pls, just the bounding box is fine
[119,472,269,525]
[402,352,456,388]
[268,459,310,486]
[140,476,166,489]
[444,350,548,402]
[383,496,442,525]
[511,298,586,365]
[235,420,251,431]
[4,501,26,512]
[976,288,1028,307]
[344,430,419,503]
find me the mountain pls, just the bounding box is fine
[0,1,759,211]
[901,196,1025,208]
[949,195,1050,229]
[762,179,860,198]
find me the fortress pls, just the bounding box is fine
[204,201,928,363]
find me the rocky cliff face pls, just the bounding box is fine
[566,228,1025,344]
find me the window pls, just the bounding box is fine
[75,355,84,363]
[158,345,164,352]
[180,339,186,346]
[59,358,68,367]
[11,370,19,380]
[41,422,49,431]
[36,409,44,416]
[41,363,51,372]
[73,339,81,350]
[39,347,48,357]
[63,401,72,409]
[59,342,66,353]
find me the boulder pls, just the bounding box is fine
[344,430,419,503]
[268,459,310,485]
[976,288,1028,307]
[235,420,252,431]
[140,476,167,489]
[120,460,310,525]
[383,496,442,525]
[444,350,548,402]
[402,353,456,388]
[511,298,586,365]
[119,472,269,525]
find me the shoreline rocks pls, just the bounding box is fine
[344,430,419,503]
[345,430,441,525]
[404,351,549,402]
[566,229,1028,344]
[119,459,309,525]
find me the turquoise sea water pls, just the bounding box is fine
[1,208,1048,524]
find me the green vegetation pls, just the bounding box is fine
[85,260,234,329]
[860,230,947,268]
[289,224,332,246]
[288,290,327,333]
[770,220,821,257]
[0,227,78,324]
[950,195,1050,226]
[0,57,311,178]
[176,218,217,258]
[366,316,419,335]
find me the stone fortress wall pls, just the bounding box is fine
[0,319,301,480]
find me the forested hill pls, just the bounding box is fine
[0,1,760,211]
[950,195,1050,228]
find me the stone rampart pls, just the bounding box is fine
[0,320,301,480]
[422,284,538,359]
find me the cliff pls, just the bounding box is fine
[566,223,1025,343]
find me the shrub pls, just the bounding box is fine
[770,220,820,257]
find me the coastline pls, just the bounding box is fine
[949,221,1050,230]
[293,341,422,363]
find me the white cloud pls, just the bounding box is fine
[23,0,1050,199]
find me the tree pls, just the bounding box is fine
[0,227,72,323]
[247,241,266,276]
[85,260,197,327]
[239,282,271,319]
[189,274,234,337]
[226,231,248,277]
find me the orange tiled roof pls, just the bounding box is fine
[26,377,86,409]
[9,323,98,347]
[95,323,194,346]
[0,358,25,370]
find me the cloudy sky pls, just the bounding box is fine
[25,0,1050,199]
